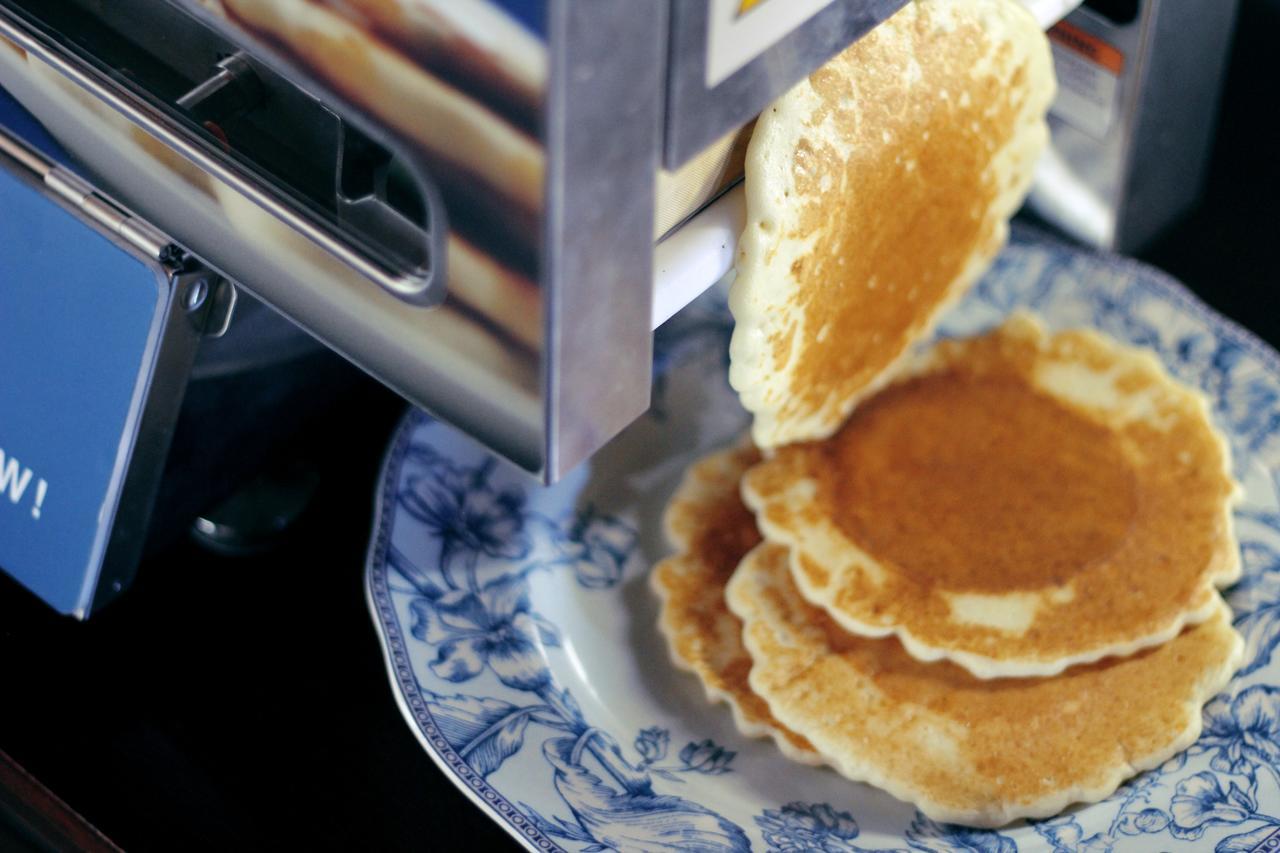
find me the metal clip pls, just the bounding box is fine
[176,52,265,126]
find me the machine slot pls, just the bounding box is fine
[0,0,442,300]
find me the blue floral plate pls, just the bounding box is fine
[366,230,1280,853]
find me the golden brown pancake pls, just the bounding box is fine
[743,314,1242,678]
[729,0,1055,449]
[651,442,821,764]
[727,542,1243,827]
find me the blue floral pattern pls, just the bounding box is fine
[375,429,749,851]
[899,815,1016,853]
[1227,531,1280,678]
[367,230,1280,851]
[756,802,863,851]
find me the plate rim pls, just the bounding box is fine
[1006,225,1280,383]
[365,415,562,853]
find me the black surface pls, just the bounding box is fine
[2,3,1280,851]
[0,749,120,852]
[0,381,513,851]
[1140,0,1280,338]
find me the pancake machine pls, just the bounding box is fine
[0,0,1231,616]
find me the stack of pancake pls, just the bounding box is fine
[652,0,1245,828]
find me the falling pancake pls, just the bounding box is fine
[742,313,1242,678]
[651,442,822,764]
[726,543,1243,827]
[729,0,1055,449]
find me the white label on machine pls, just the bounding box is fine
[1048,20,1125,140]
[705,0,837,87]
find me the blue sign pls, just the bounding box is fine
[0,164,166,616]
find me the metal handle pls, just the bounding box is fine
[0,5,448,306]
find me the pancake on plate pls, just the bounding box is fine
[743,313,1242,678]
[652,442,822,765]
[727,541,1243,827]
[729,0,1055,450]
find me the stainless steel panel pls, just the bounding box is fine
[1030,0,1238,252]
[543,0,665,479]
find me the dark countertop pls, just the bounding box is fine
[0,378,517,851]
[2,3,1278,850]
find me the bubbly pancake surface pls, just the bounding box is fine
[651,443,821,763]
[743,314,1242,678]
[726,543,1243,827]
[729,0,1055,449]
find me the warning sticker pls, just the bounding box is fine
[1048,20,1125,140]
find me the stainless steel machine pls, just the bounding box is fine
[0,0,1235,616]
[1030,0,1238,251]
